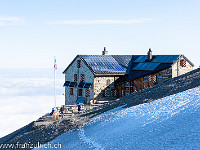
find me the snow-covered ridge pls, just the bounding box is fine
[37,86,200,150]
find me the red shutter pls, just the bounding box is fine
[148,75,152,82]
[152,75,157,83]
[180,59,186,67]
[80,74,85,82]
[74,74,77,81]
[85,89,90,97]
[77,60,81,68]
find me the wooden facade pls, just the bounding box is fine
[117,70,168,98]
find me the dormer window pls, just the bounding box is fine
[77,60,81,68]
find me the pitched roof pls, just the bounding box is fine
[63,54,194,79]
[80,55,132,75]
[125,55,179,73]
[116,55,180,83]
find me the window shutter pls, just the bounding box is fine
[148,75,152,82]
[85,89,90,97]
[74,74,77,81]
[152,75,157,83]
[77,60,81,68]
[80,74,85,82]
[181,59,186,67]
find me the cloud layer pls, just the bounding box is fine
[0,69,65,137]
[0,17,25,26]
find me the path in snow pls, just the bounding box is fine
[78,128,104,150]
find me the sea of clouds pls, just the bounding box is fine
[0,68,65,138]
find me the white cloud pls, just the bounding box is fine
[0,16,25,26]
[49,18,153,25]
[0,77,63,96]
[0,95,64,138]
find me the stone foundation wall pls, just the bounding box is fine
[94,76,117,100]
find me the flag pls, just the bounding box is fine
[54,57,57,70]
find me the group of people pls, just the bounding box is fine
[50,104,82,119]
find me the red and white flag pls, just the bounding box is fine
[54,57,57,70]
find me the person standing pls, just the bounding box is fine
[60,106,64,118]
[78,104,81,112]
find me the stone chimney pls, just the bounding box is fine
[147,48,152,61]
[102,47,108,55]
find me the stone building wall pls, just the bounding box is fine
[94,76,117,100]
[161,67,172,80]
[65,57,94,105]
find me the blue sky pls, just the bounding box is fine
[0,0,199,69]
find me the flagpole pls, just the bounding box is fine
[54,56,57,108]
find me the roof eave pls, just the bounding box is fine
[172,55,195,67]
[63,55,95,75]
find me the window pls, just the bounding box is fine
[77,60,81,68]
[122,90,124,96]
[125,90,129,96]
[130,80,133,87]
[106,79,110,86]
[70,88,73,95]
[80,74,85,82]
[125,81,129,87]
[74,74,77,81]
[144,76,148,82]
[122,83,124,87]
[180,59,186,67]
[78,89,83,96]
[111,89,117,96]
[101,90,107,97]
[85,89,90,97]
[157,75,163,82]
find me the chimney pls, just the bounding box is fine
[147,48,152,61]
[102,47,108,55]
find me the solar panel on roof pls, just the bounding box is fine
[81,55,126,74]
[134,56,147,62]
[152,55,179,63]
[132,62,160,71]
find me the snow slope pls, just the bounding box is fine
[35,86,200,150]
